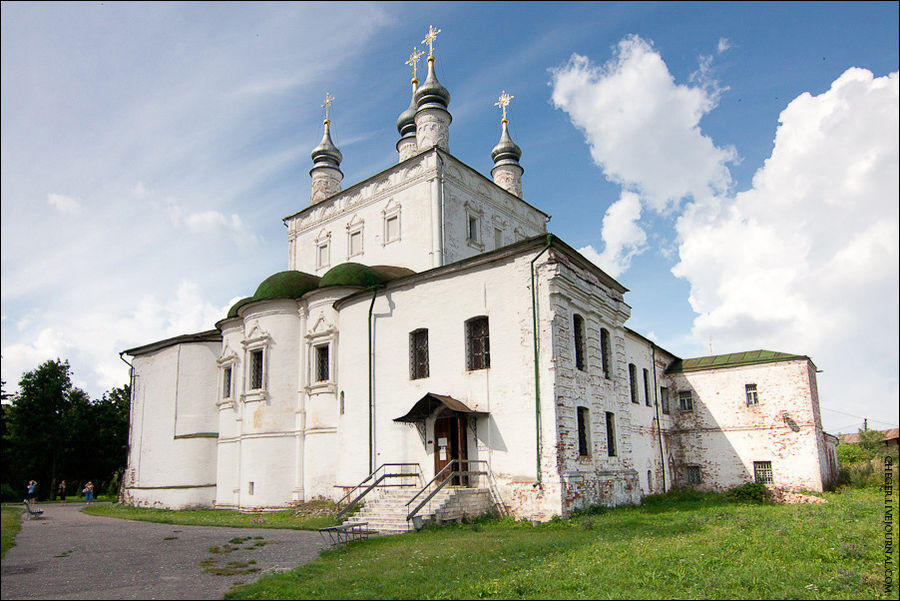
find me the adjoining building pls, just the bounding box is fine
[121,34,838,521]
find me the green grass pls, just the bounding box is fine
[1,507,24,558]
[81,503,337,531]
[225,488,898,600]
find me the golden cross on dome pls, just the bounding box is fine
[495,90,514,122]
[406,47,425,80]
[321,92,335,123]
[422,25,441,57]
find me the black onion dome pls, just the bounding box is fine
[414,58,450,111]
[310,122,342,168]
[397,91,418,137]
[491,120,522,165]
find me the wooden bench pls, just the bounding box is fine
[23,500,44,520]
[317,522,370,548]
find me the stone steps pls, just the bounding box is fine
[343,486,484,534]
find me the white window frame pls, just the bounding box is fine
[216,348,239,409]
[382,202,401,245]
[746,383,759,406]
[241,327,270,403]
[464,202,484,250]
[678,390,694,412]
[346,215,364,259]
[306,325,337,394]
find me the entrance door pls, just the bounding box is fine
[434,414,468,485]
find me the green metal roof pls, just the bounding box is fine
[253,270,321,301]
[226,297,254,318]
[319,262,415,289]
[666,350,808,374]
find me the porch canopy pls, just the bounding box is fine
[393,393,487,423]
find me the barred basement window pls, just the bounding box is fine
[754,461,773,484]
[678,390,693,412]
[573,314,586,371]
[409,329,429,379]
[660,387,670,414]
[600,328,611,379]
[222,366,232,399]
[605,411,617,457]
[746,383,759,406]
[577,406,590,457]
[315,344,329,382]
[249,349,264,390]
[687,465,701,485]
[629,364,639,403]
[643,368,651,406]
[466,316,490,370]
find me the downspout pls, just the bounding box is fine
[651,344,667,492]
[530,234,553,485]
[119,352,135,500]
[367,286,379,474]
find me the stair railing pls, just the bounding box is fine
[405,459,489,521]
[336,462,421,519]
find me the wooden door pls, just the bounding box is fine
[434,414,468,485]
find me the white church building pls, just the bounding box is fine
[121,34,838,522]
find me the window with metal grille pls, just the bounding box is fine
[223,366,232,399]
[577,406,590,457]
[315,345,329,382]
[746,383,759,406]
[679,390,693,412]
[687,465,701,485]
[409,329,429,379]
[249,350,263,390]
[466,316,490,370]
[605,411,617,457]
[661,387,670,414]
[643,368,651,406]
[573,314,586,371]
[754,461,773,484]
[629,364,639,403]
[600,328,611,379]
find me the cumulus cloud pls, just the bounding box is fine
[47,192,81,214]
[578,191,647,277]
[550,36,736,212]
[717,38,732,54]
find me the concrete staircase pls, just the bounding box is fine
[343,486,491,534]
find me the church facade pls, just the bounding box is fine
[121,38,838,520]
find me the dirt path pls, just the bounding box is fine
[1,502,325,600]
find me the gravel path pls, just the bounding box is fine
[1,503,326,600]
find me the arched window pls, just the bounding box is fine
[573,314,586,371]
[465,316,490,370]
[600,328,611,379]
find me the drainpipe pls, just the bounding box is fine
[651,344,667,492]
[119,352,136,499]
[367,287,379,474]
[530,234,553,485]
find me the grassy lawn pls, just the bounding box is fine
[225,488,897,600]
[1,507,24,559]
[82,501,337,531]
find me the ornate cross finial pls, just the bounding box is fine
[422,25,441,58]
[321,92,335,124]
[495,90,514,122]
[406,46,425,80]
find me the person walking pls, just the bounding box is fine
[83,481,94,504]
[57,480,67,503]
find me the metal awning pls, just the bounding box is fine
[393,393,487,423]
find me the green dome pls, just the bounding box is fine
[226,297,254,319]
[319,263,385,288]
[253,270,321,301]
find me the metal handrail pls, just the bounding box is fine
[405,459,489,521]
[335,463,421,519]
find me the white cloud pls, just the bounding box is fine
[717,38,732,54]
[578,191,647,277]
[47,192,81,214]
[550,36,736,212]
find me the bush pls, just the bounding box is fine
[837,456,887,489]
[726,481,768,502]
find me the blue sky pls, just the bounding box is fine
[2,2,897,434]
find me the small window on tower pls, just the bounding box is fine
[249,350,264,390]
[315,345,329,382]
[222,366,232,399]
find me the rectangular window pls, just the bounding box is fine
[573,314,585,371]
[660,387,670,415]
[223,366,232,399]
[754,461,773,484]
[647,470,653,492]
[600,328,611,379]
[249,350,264,390]
[687,465,701,485]
[494,227,503,249]
[316,243,329,269]
[467,215,479,242]
[349,230,363,257]
[315,345,329,382]
[385,215,400,242]
[643,368,651,406]
[577,407,590,457]
[466,316,490,370]
[629,364,639,403]
[678,390,693,412]
[605,411,617,457]
[248,481,254,495]
[746,383,759,406]
[409,329,429,379]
